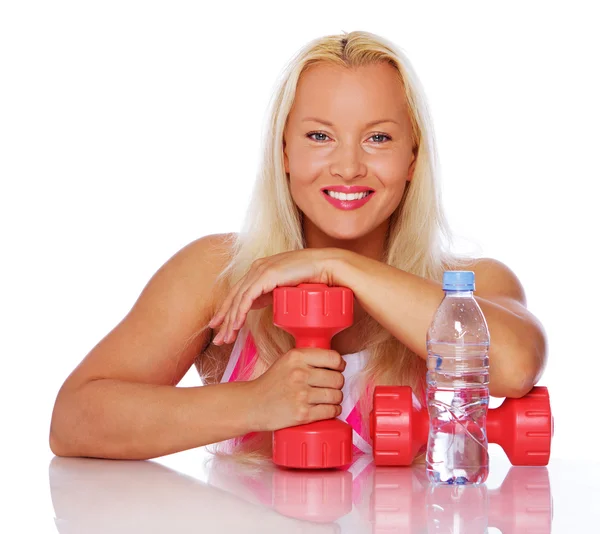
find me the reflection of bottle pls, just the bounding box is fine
[426,484,489,533]
[426,271,490,485]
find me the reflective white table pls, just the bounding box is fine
[48,445,598,533]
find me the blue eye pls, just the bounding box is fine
[307,132,329,142]
[371,133,391,143]
[306,131,392,143]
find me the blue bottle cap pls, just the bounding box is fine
[443,271,475,291]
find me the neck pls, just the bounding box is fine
[302,216,390,262]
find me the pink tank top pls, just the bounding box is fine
[219,327,424,456]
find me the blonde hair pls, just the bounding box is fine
[196,30,473,467]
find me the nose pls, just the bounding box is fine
[329,142,367,181]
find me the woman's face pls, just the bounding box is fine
[283,61,417,242]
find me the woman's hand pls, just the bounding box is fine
[208,248,344,345]
[246,346,347,432]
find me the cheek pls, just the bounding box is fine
[374,157,412,189]
[371,154,407,177]
[288,180,311,208]
[288,179,323,218]
[288,144,328,176]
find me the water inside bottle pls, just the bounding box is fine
[426,341,489,485]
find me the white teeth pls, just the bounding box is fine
[326,190,370,200]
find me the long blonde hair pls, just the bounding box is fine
[196,30,473,466]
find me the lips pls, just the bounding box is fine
[321,189,375,211]
[321,185,374,194]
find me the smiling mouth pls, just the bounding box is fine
[323,189,374,201]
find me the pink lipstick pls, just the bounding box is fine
[320,185,375,211]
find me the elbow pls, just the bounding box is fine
[49,404,78,458]
[49,429,70,457]
[504,370,537,399]
[49,385,84,458]
[519,322,548,394]
[49,414,75,457]
[490,367,537,399]
[500,333,548,399]
[49,393,67,457]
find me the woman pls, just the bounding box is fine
[49,30,547,464]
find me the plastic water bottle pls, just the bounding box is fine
[426,271,490,485]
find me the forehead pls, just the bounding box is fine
[289,61,410,122]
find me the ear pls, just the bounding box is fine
[406,151,417,182]
[283,139,289,174]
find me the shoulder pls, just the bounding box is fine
[444,257,527,307]
[469,257,527,307]
[186,230,238,274]
[158,232,237,279]
[159,232,239,313]
[183,232,238,269]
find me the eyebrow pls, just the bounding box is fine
[301,117,400,127]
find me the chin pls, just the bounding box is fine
[322,224,369,242]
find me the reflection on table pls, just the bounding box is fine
[49,451,552,533]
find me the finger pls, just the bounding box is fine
[228,264,275,335]
[307,368,345,390]
[213,305,234,343]
[295,348,346,372]
[307,387,344,405]
[308,404,342,423]
[220,292,274,345]
[252,292,273,308]
[210,277,245,329]
[215,308,236,344]
[213,314,235,344]
[212,279,246,343]
[217,310,233,344]
[221,282,256,343]
[221,261,270,342]
[232,275,275,331]
[227,277,258,337]
[211,290,238,331]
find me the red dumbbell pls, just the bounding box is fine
[271,283,355,469]
[370,385,554,466]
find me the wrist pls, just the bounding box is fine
[241,378,267,432]
[323,248,353,287]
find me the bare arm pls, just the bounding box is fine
[329,252,547,398]
[52,379,256,460]
[49,233,255,460]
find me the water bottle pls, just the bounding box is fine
[426,270,490,485]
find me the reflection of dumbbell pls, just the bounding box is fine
[271,283,355,469]
[370,385,554,466]
[208,453,553,529]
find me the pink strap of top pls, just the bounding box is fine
[227,329,259,383]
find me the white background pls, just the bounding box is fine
[1,1,598,530]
